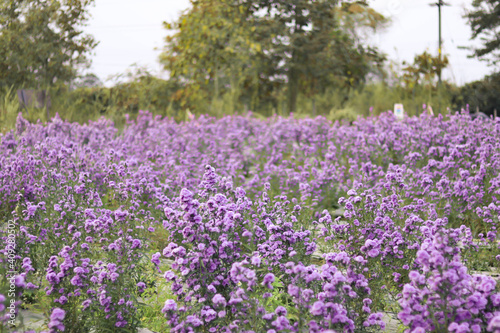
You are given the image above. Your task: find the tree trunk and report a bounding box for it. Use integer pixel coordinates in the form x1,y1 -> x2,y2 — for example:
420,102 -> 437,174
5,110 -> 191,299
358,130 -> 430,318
230,63 -> 238,114
288,12 -> 300,114
215,70 -> 220,101
288,67 -> 298,113
212,66 -> 220,115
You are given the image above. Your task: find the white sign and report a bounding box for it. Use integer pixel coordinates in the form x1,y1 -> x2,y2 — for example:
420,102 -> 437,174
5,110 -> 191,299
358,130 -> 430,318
394,103 -> 404,120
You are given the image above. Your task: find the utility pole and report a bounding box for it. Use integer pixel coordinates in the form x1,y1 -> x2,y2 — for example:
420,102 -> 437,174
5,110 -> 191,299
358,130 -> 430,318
430,0 -> 450,85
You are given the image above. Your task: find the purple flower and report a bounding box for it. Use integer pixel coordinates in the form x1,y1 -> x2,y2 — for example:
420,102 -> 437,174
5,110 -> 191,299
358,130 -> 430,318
14,275 -> 25,287
449,322 -> 471,333
251,255 -> 261,266
48,308 -> 65,331
0,294 -> 5,312
70,276 -> 82,287
131,239 -> 142,249
151,252 -> 161,266
212,294 -> 227,308
310,301 -> 325,316
488,315 -> 500,332
262,273 -> 275,289
137,282 -> 146,293
275,306 -> 287,316
477,276 -> 496,293
82,299 -> 92,310
162,299 -> 177,313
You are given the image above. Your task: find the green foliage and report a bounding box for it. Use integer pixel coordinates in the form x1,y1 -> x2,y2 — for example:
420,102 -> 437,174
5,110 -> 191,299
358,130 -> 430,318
401,51 -> 449,88
0,86 -> 20,132
139,274 -> 173,333
45,72 -> 183,128
451,71 -> 500,116
160,0 -> 259,113
464,0 -> 500,65
71,73 -> 103,89
348,82 -> 457,117
0,46 -> 460,130
0,85 -> 53,132
0,78 -> 460,133
0,0 -> 97,90
293,81 -> 456,121
161,0 -> 387,114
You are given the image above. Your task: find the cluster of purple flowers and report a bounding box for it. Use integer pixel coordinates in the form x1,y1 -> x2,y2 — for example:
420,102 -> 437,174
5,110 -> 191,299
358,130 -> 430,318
399,228 -> 500,332
158,166 -> 384,331
48,308 -> 65,332
0,110 -> 499,331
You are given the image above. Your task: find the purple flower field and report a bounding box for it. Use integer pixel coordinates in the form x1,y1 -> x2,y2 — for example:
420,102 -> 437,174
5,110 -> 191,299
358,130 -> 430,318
1,110 -> 500,332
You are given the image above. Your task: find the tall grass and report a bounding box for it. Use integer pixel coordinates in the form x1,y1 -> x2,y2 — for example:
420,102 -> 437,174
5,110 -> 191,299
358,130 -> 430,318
0,87 -> 21,132
294,83 -> 455,121
0,80 -> 458,131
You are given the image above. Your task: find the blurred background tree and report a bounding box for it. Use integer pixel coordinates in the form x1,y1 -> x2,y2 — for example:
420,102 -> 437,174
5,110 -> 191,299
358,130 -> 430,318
401,51 -> 449,89
2,0 -> 500,129
160,0 -> 265,115
464,0 -> 500,66
160,0 -> 387,115
450,0 -> 500,116
0,0 -> 97,90
71,73 -> 103,89
452,71 -> 500,115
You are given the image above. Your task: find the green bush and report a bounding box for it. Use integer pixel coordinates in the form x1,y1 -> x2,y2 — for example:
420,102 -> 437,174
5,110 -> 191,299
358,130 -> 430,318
451,72 -> 500,116
0,76 -> 464,132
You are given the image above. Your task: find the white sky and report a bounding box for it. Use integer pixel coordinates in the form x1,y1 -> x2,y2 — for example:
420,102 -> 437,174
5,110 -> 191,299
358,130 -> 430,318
82,0 -> 494,86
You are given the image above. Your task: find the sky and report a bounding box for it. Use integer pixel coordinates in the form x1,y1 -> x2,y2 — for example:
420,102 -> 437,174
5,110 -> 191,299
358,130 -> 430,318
82,0 -> 494,86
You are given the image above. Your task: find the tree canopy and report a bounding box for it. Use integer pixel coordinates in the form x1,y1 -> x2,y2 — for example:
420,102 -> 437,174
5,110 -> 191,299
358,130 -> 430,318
465,0 -> 500,65
160,0 -> 387,113
159,0 -> 260,111
401,51 -> 449,89
0,0 -> 97,90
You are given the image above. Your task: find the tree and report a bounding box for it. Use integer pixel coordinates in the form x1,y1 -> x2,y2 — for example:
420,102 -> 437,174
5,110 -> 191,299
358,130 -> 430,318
160,0 -> 262,112
464,0 -> 500,65
71,73 -> 103,89
401,51 -> 449,89
452,71 -> 500,116
288,2 -> 387,114
161,0 -> 387,114
0,0 -> 98,89
239,0 -> 387,112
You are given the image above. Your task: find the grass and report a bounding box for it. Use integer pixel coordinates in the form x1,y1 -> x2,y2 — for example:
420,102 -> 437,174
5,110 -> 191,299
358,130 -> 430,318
140,259 -> 174,332
0,86 -> 21,132
0,80 -> 458,135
